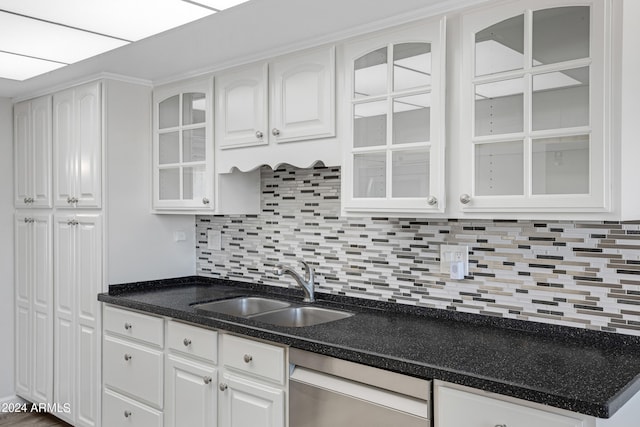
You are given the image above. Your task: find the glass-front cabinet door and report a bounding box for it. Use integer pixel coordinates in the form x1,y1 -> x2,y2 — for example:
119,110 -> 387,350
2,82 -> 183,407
153,78 -> 213,210
460,0 -> 609,213
342,18 -> 446,215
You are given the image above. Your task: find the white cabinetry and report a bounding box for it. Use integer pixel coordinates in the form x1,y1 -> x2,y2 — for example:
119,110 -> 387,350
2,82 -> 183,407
215,45 -> 338,172
341,18 -> 446,215
53,81 -> 102,209
14,96 -> 52,209
457,0 -> 609,214
219,334 -> 286,427
54,213 -> 102,427
14,214 -> 53,405
165,320 -> 218,427
102,306 -> 164,427
153,77 -> 260,214
434,381 -> 640,427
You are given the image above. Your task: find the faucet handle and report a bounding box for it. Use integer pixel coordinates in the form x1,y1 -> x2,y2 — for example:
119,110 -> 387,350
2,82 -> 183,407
299,260 -> 314,283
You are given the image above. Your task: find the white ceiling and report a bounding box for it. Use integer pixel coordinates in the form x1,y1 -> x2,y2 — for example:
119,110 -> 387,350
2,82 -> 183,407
0,0 -> 492,100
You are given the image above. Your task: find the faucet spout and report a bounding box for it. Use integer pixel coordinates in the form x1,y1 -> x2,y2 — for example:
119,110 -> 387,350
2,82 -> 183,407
273,260 -> 315,302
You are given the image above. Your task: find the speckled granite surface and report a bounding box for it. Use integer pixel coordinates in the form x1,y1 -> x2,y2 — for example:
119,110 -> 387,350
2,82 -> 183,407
98,276 -> 640,419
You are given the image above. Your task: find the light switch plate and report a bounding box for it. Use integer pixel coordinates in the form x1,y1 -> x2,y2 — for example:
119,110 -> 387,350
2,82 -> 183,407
207,230 -> 222,251
440,244 -> 469,277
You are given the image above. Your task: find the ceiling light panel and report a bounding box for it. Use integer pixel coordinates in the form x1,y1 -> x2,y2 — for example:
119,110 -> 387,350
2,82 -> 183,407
0,51 -> 66,81
0,0 -> 217,41
0,12 -> 128,63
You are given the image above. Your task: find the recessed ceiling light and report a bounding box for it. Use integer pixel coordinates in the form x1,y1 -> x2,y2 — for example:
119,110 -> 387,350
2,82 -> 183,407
0,51 -> 66,81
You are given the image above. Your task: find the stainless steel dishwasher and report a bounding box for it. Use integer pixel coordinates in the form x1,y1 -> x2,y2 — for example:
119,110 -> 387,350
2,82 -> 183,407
289,348 -> 431,426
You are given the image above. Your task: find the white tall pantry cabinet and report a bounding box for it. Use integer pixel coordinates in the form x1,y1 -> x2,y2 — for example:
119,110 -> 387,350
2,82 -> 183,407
14,78 -> 184,427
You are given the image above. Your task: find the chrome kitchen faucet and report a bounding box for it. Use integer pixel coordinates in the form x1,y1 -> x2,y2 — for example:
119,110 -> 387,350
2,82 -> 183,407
273,260 -> 315,302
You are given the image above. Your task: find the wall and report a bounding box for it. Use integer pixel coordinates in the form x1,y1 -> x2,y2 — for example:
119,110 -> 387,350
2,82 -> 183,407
0,98 -> 15,401
197,164 -> 640,336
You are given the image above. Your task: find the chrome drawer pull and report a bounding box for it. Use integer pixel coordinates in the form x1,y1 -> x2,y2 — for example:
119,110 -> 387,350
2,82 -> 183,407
124,410 -> 132,418
124,354 -> 132,361
183,338 -> 192,347
495,424 -> 507,427
243,354 -> 253,363
124,322 -> 132,330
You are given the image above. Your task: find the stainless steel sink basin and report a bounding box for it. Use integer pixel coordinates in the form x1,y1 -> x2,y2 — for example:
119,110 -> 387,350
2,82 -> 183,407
251,306 -> 354,327
195,297 -> 291,317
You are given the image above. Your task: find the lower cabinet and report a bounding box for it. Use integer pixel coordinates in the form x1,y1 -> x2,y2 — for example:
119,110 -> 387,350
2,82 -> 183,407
219,373 -> 285,427
435,382 -> 586,427
102,306 -> 286,427
219,334 -> 286,427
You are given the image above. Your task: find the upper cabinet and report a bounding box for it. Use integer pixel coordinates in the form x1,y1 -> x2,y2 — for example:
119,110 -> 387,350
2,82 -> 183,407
341,19 -> 446,215
153,78 -> 214,211
14,96 -> 52,209
153,77 -> 260,214
215,45 -> 338,172
458,0 -> 609,213
53,81 -> 102,209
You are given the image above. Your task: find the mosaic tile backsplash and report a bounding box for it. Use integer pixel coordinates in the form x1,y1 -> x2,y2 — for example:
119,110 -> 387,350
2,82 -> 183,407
197,165 -> 640,336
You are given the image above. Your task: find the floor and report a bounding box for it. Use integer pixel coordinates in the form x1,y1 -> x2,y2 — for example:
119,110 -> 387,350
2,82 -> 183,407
0,412 -> 72,426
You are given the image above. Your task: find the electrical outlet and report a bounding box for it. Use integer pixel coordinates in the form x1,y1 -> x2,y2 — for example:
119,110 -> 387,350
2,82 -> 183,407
207,230 -> 222,251
440,244 -> 469,277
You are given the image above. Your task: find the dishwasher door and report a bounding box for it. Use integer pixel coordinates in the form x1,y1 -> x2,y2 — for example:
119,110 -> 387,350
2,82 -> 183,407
289,351 -> 431,427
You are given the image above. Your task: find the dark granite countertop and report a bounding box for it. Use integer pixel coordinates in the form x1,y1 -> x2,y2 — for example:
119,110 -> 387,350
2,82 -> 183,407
98,276 -> 640,419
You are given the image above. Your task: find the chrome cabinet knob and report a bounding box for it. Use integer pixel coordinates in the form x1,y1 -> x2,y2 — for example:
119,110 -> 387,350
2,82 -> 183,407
460,193 -> 471,204
427,196 -> 438,206
202,197 -> 210,205
183,338 -> 192,347
67,196 -> 78,204
271,128 -> 280,136
243,354 -> 253,363
495,425 -> 507,427
124,322 -> 132,330
203,376 -> 212,385
219,383 -> 228,391
124,354 -> 132,361
255,130 -> 264,139
124,410 -> 132,418
24,197 -> 34,204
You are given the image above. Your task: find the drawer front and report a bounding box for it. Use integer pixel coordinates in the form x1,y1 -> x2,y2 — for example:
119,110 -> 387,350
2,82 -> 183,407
436,386 -> 585,427
103,389 -> 162,427
221,334 -> 285,385
104,305 -> 164,348
167,320 -> 217,363
103,335 -> 164,409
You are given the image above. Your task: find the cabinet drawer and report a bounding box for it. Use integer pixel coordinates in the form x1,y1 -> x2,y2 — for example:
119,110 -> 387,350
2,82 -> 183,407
104,305 -> 164,348
221,334 -> 285,385
436,386 -> 585,427
103,335 -> 164,409
103,389 -> 162,427
167,320 -> 217,363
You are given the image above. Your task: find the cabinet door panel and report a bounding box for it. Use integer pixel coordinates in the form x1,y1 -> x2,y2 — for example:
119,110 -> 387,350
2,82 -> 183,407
15,217 -> 31,304
75,83 -> 102,208
33,310 -> 52,403
55,316 -> 75,425
53,90 -> 76,208
219,373 -> 284,427
270,46 -> 335,143
31,96 -> 52,207
77,324 -> 98,427
14,101 -> 31,208
15,304 -> 30,398
54,217 -> 75,316
216,64 -> 268,149
165,355 -> 217,427
76,216 -> 102,321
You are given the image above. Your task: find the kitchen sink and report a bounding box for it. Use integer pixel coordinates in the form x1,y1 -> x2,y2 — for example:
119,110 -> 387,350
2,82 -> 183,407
195,297 -> 291,317
194,296 -> 354,327
251,306 -> 354,327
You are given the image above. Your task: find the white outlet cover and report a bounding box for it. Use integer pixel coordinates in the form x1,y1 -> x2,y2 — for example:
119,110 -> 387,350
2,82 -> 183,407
440,244 -> 469,276
207,229 -> 222,251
